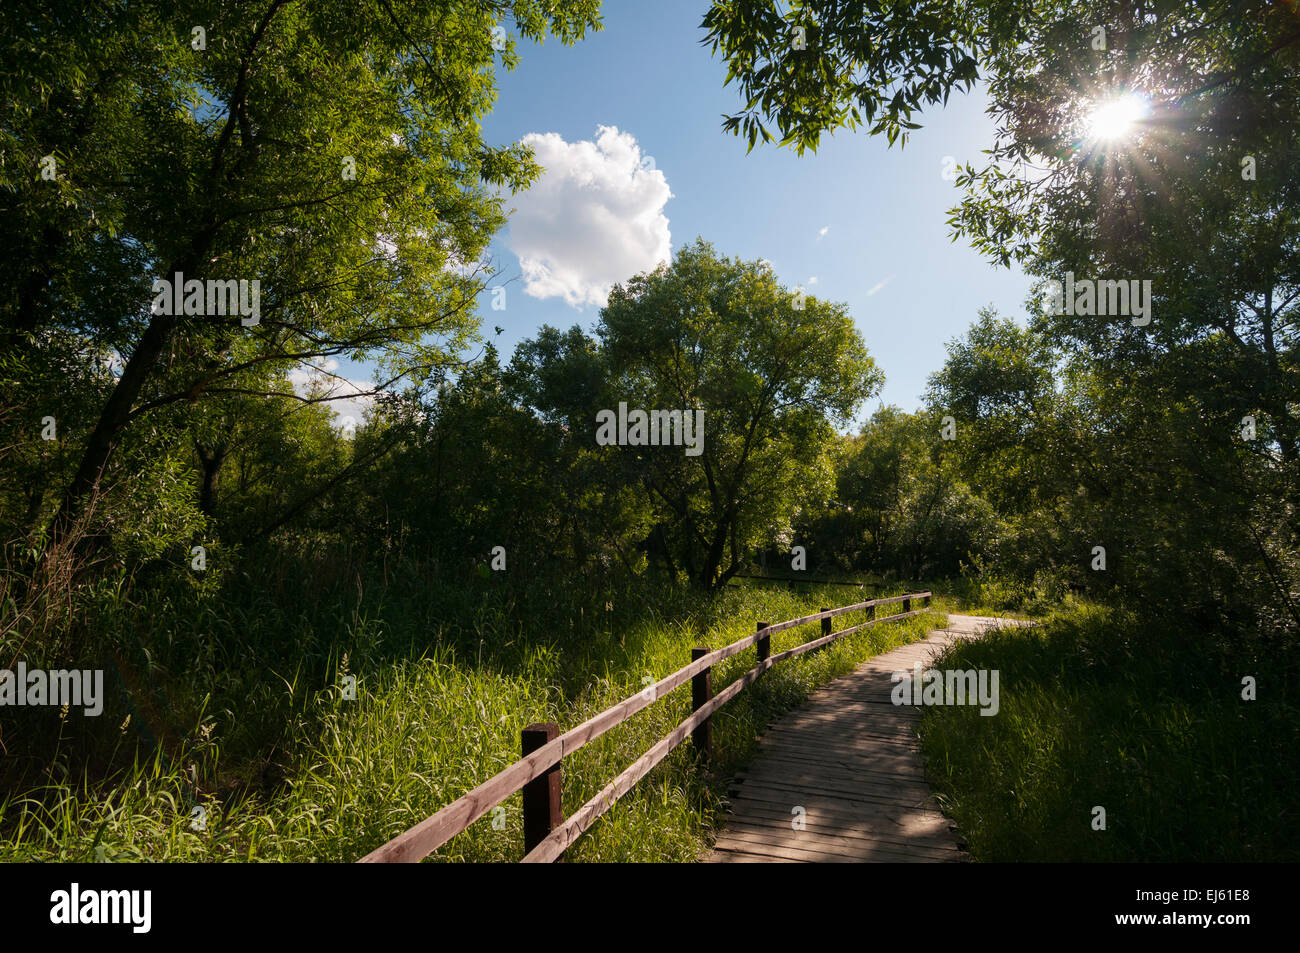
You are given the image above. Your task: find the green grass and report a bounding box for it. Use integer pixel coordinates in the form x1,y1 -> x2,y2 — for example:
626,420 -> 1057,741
917,602 -> 1300,861
0,543 -> 943,862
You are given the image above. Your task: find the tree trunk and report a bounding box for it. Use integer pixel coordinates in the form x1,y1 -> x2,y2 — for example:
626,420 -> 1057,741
699,508 -> 735,589
196,441 -> 228,517
46,228 -> 216,554
46,310 -> 179,551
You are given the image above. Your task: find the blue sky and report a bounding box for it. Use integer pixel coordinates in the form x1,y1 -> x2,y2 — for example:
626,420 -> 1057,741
336,1 -> 1034,424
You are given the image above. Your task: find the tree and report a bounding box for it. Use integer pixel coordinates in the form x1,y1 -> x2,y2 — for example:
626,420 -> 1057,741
0,0 -> 601,559
596,239 -> 882,588
807,408 -> 993,581
924,308 -> 1061,515
701,0 -> 981,153
349,344 -> 652,576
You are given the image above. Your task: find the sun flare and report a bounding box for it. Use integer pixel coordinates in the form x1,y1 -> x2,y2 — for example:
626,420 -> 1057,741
1085,93 -> 1150,141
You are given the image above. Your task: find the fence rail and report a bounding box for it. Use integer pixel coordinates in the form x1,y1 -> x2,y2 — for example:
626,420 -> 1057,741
357,590 -> 933,863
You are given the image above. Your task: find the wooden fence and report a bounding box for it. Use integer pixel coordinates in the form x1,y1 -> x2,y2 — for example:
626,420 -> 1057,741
357,590 -> 933,863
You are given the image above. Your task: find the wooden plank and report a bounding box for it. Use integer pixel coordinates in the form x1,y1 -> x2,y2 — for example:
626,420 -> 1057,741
763,714 -> 922,734
743,746 -> 928,775
734,765 -> 933,796
757,733 -> 921,752
762,599 -> 930,636
719,811 -> 957,848
708,845 -> 812,863
758,727 -> 921,749
715,825 -> 961,862
717,805 -> 960,849
740,765 -> 927,790
722,816 -> 956,852
724,780 -> 937,807
756,726 -> 924,748
722,795 -> 958,840
712,831 -> 917,864
727,778 -> 939,812
736,748 -> 932,779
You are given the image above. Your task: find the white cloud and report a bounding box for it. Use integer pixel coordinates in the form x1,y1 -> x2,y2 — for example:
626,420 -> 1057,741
818,226 -> 829,239
808,276 -> 819,285
866,275 -> 894,297
505,125 -> 672,308
287,358 -> 375,433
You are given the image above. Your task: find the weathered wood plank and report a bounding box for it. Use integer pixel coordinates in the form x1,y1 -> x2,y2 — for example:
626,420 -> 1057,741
721,797 -> 959,843
719,816 -> 964,854
734,767 -> 934,797
739,751 -> 928,779
717,805 -> 960,849
708,845 -> 813,863
714,826 -> 962,863
729,779 -> 940,812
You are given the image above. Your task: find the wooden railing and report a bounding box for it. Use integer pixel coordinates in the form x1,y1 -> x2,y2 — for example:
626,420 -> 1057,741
357,590 -> 933,863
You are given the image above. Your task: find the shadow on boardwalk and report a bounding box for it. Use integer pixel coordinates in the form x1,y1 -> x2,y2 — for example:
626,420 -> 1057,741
704,615 -> 1025,863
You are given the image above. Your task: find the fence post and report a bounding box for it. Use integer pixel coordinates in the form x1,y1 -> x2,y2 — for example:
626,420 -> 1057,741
756,621 -> 770,665
691,647 -> 712,763
903,597 -> 911,613
522,723 -> 562,857
924,592 -> 931,607
821,608 -> 832,639
867,602 -> 876,622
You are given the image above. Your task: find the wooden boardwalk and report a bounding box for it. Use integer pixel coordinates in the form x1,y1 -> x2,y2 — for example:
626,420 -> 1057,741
705,615 -> 1019,863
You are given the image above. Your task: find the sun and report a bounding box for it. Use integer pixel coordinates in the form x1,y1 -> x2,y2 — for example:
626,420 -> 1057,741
1084,93 -> 1150,141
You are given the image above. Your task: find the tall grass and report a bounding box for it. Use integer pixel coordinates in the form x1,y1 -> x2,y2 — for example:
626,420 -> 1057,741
0,541 -> 942,861
918,603 -> 1300,861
